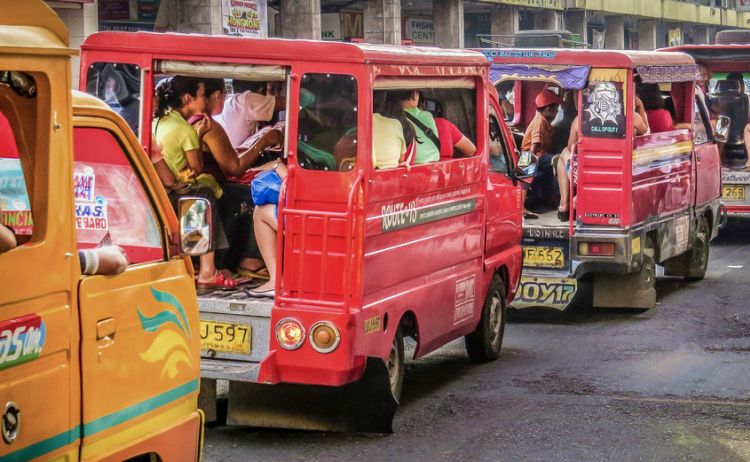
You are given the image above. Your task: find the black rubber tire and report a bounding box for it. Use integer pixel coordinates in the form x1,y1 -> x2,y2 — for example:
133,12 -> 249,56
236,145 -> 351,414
641,236 -> 657,291
465,275 -> 506,363
663,215 -> 711,281
386,328 -> 405,403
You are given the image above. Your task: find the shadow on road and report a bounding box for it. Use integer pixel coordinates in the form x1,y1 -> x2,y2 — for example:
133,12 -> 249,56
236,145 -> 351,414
715,218 -> 750,245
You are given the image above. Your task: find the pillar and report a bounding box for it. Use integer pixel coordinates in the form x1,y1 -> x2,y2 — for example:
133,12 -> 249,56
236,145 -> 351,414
565,10 -> 587,45
490,5 -> 518,47
433,0 -> 464,48
52,2 -> 98,86
604,15 -> 625,49
535,9 -> 559,31
364,0 -> 402,44
281,0 -> 321,40
638,19 -> 657,51
154,0 -> 223,35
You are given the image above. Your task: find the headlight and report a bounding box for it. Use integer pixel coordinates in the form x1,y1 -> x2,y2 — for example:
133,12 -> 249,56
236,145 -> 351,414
275,318 -> 305,350
309,321 -> 340,353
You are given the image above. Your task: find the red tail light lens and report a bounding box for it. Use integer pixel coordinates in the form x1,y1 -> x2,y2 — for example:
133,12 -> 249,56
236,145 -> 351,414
578,242 -> 616,256
276,318 -> 305,350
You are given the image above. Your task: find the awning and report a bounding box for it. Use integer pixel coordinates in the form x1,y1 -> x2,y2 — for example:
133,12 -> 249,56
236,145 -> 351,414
635,65 -> 700,83
154,60 -> 287,81
489,64 -> 590,90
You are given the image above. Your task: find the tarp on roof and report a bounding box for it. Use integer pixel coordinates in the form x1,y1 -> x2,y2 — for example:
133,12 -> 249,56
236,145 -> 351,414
635,65 -> 700,83
489,64 -> 590,90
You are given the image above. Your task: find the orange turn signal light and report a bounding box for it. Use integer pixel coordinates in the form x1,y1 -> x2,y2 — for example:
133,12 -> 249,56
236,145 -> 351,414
309,322 -> 340,354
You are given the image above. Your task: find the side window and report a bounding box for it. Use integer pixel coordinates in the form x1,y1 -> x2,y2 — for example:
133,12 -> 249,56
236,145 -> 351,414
297,73 -> 357,171
73,127 -> 163,264
489,110 -> 511,175
0,111 -> 33,242
86,62 -> 142,136
693,98 -> 711,145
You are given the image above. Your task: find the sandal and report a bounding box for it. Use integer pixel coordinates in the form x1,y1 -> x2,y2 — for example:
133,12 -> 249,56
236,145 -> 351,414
557,209 -> 570,222
523,210 -> 539,219
196,272 -> 238,291
237,266 -> 270,280
245,287 -> 275,299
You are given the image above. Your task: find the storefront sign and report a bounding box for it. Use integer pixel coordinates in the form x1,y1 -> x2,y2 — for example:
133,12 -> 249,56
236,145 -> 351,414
322,13 -> 341,41
739,0 -> 750,12
668,27 -> 682,47
341,11 -> 363,40
98,0 -> 130,21
488,0 -> 563,10
222,0 -> 267,38
404,17 -> 434,45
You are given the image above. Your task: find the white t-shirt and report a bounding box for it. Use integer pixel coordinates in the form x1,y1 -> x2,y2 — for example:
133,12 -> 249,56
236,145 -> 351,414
214,91 -> 275,147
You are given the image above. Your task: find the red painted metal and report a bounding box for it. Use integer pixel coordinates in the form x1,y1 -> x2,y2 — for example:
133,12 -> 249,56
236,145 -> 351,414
79,32 -> 523,388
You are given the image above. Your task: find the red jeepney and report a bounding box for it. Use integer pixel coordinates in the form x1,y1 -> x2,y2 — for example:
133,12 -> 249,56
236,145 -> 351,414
79,33 -> 524,431
662,43 -> 750,217
482,48 -> 721,310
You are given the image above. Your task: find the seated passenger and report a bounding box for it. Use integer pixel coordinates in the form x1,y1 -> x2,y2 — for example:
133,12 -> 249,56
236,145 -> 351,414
372,91 -> 414,168
522,89 -> 561,215
152,75 -> 236,290
550,90 -> 577,155
214,80 -> 285,148
638,83 -> 690,133
431,100 -> 476,158
496,80 -> 515,121
395,90 -> 440,164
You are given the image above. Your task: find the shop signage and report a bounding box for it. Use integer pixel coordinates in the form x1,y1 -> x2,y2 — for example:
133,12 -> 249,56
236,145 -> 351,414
322,13 -> 341,40
486,0 -> 563,10
739,0 -> 750,12
404,17 -> 434,44
222,0 -> 267,38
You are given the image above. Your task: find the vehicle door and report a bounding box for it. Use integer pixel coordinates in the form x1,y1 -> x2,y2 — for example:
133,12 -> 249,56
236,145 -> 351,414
692,94 -> 721,206
72,115 -> 200,459
0,72 -> 79,459
485,103 -> 523,263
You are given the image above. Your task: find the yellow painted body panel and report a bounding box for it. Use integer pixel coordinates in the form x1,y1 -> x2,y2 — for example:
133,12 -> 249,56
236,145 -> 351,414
0,2 -> 200,461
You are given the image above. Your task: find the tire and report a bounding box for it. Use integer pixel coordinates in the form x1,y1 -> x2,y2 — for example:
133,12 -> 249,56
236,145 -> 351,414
465,275 -> 506,363
641,235 -> 657,290
663,215 -> 710,281
386,328 -> 405,403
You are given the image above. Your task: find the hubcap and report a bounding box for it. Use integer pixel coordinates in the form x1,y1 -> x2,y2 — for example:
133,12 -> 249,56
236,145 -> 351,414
387,338 -> 400,394
489,292 -> 502,348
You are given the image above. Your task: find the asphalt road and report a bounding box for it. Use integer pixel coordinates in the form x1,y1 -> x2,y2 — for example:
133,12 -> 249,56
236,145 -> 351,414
204,220 -> 750,462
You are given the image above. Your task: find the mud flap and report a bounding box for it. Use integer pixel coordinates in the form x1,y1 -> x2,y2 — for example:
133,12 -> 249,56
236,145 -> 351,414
226,357 -> 398,433
593,272 -> 656,309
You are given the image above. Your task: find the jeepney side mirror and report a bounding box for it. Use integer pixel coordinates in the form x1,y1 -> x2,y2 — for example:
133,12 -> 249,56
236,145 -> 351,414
178,197 -> 213,256
715,115 -> 731,144
512,150 -> 536,189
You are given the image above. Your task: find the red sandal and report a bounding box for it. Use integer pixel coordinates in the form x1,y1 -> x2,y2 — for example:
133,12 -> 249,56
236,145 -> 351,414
196,272 -> 238,291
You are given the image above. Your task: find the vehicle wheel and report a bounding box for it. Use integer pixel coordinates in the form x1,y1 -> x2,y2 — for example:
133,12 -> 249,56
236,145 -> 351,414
465,275 -> 506,363
386,328 -> 405,403
663,215 -> 710,281
641,236 -> 657,289
685,215 -> 711,281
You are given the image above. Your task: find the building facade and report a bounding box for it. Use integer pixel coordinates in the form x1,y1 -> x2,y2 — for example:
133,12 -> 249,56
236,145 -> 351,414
47,0 -> 750,82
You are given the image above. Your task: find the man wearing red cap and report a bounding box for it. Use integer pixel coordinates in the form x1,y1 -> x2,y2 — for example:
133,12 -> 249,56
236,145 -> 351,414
520,89 -> 561,218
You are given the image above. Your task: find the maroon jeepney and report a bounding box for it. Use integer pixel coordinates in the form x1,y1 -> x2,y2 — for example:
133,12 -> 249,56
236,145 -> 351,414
482,48 -> 721,310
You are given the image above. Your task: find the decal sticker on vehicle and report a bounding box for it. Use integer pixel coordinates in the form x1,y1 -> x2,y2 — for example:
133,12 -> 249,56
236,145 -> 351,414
74,168 -> 109,231
364,315 -> 382,334
722,171 -> 750,184
0,314 -> 46,370
454,275 -> 476,325
512,276 -> 577,311
0,158 -> 33,235
381,197 -> 476,233
74,171 -> 96,201
582,81 -> 626,139
138,287 -> 194,379
632,236 -> 641,255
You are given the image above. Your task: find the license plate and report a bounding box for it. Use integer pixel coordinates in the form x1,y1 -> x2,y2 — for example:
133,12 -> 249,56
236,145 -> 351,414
523,246 -> 565,268
722,185 -> 746,201
200,320 -> 251,355
512,276 -> 577,310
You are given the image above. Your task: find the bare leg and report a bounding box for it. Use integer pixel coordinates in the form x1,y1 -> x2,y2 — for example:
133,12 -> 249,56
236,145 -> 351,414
253,204 -> 278,292
744,123 -> 750,167
557,149 -> 571,212
197,252 -> 217,283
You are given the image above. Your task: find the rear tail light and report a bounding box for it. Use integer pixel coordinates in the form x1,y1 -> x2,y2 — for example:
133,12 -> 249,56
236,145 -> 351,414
309,322 -> 340,353
578,242 -> 616,257
276,318 -> 305,350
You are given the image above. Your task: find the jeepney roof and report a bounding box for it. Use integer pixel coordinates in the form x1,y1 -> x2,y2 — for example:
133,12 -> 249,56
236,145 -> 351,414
0,0 -> 74,55
480,48 -> 695,68
81,32 -> 487,67
661,45 -> 750,68
72,90 -> 111,112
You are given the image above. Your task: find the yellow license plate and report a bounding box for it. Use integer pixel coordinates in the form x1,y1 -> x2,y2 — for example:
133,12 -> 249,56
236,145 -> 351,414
523,246 -> 565,268
200,320 -> 251,355
722,185 -> 746,201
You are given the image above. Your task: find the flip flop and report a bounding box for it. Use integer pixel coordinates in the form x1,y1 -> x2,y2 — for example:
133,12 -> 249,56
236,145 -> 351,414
523,210 -> 539,219
245,287 -> 275,299
237,266 -> 270,280
196,272 -> 238,291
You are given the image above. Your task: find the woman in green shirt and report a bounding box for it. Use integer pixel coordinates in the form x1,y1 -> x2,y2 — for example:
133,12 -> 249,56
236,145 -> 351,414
153,76 -> 237,290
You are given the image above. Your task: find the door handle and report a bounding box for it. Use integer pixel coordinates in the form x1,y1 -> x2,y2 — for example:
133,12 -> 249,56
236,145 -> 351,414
96,317 -> 116,344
